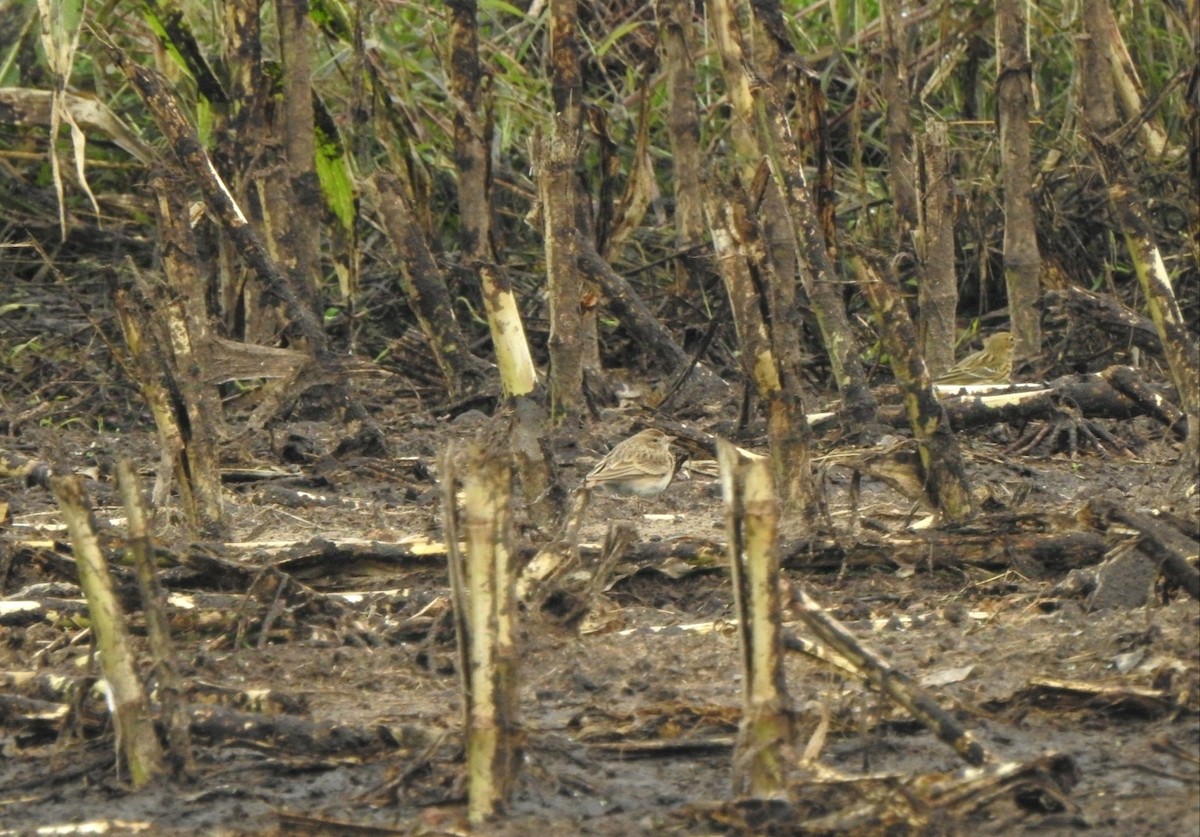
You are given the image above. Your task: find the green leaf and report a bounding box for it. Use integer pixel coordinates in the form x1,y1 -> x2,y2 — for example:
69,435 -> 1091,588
141,10 -> 195,83
479,0 -> 531,20
594,20 -> 645,60
314,96 -> 356,231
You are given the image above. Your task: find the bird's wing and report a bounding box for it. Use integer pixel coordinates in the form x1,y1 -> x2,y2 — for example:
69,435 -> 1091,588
585,459 -> 661,483
936,367 -> 998,385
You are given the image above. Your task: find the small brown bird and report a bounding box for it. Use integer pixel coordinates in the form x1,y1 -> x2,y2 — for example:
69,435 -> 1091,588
584,428 -> 677,497
936,332 -> 1014,386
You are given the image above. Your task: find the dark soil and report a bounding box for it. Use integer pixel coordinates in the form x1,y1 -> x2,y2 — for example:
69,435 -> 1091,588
1,361 -> 1198,836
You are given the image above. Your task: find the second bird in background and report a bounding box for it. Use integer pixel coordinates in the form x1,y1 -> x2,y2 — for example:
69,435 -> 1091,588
584,428 -> 678,498
936,332 -> 1014,386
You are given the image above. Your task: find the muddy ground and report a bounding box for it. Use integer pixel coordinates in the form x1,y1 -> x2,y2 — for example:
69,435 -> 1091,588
0,365 -> 1197,836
